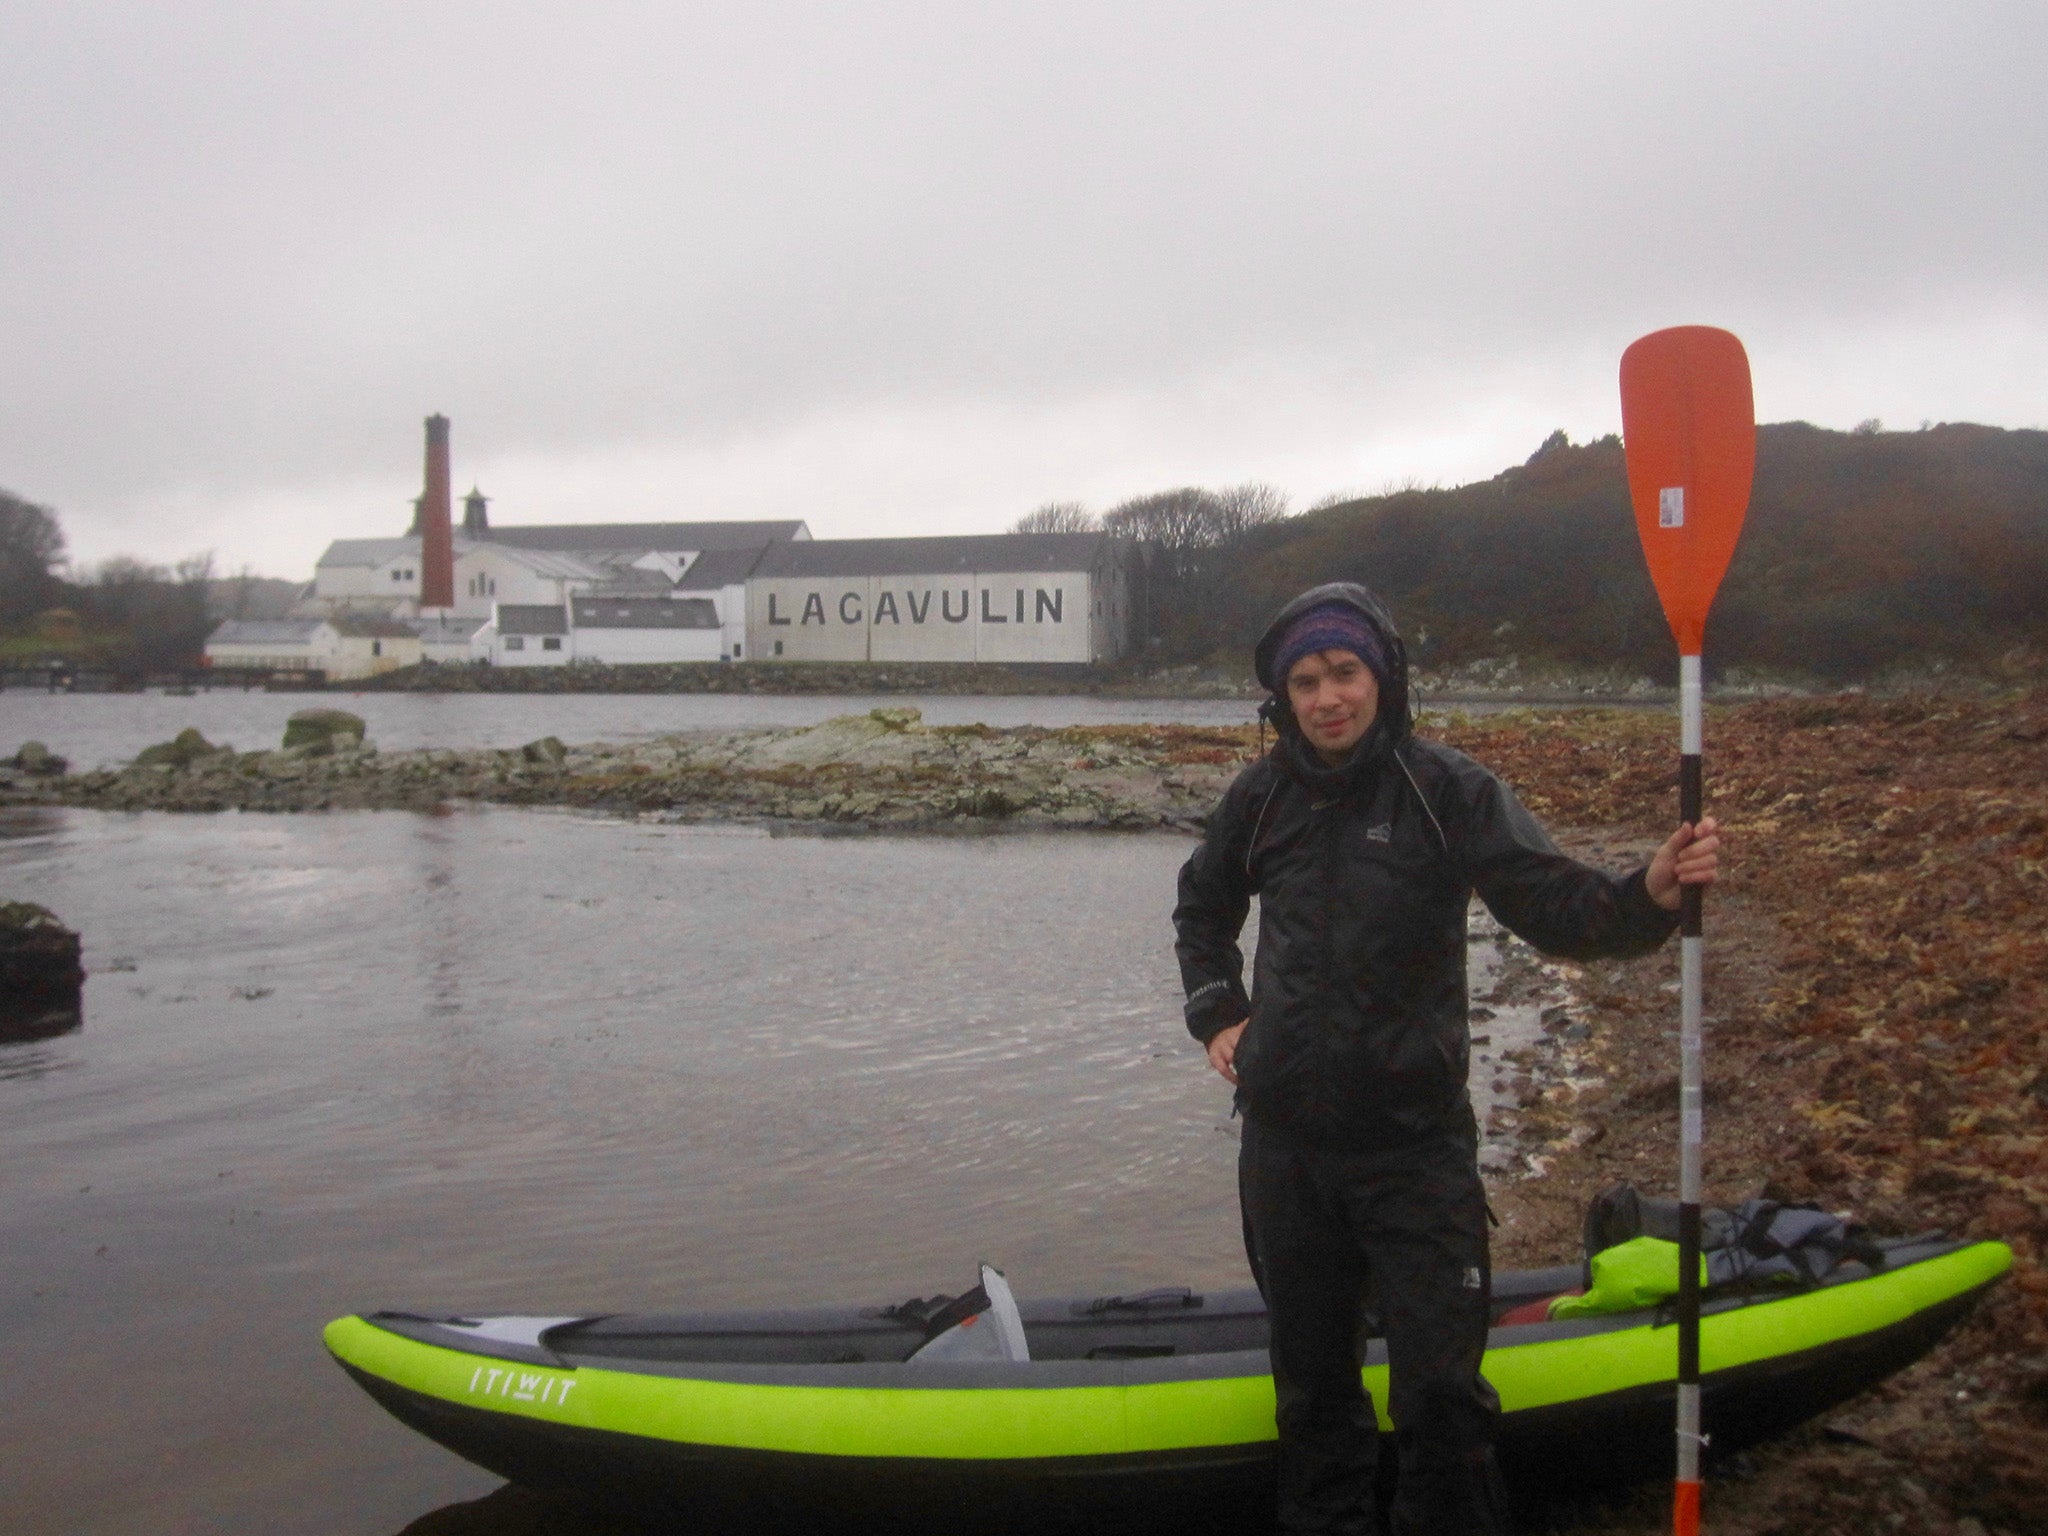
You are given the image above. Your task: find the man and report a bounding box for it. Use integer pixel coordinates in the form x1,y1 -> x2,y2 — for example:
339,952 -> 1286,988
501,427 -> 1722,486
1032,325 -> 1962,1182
1174,583 -> 1720,1535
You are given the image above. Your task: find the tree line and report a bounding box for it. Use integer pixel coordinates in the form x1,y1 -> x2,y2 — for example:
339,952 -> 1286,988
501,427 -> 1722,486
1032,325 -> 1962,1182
0,490 -> 221,678
1011,482 -> 1294,659
1016,422 -> 2048,684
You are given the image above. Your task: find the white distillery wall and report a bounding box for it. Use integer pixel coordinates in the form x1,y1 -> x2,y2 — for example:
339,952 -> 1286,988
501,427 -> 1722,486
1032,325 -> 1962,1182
492,634 -> 569,666
316,554 -> 420,605
453,548 -> 584,619
747,573 -> 1095,663
572,628 -> 723,665
718,584 -> 748,660
750,577 -> 871,661
206,640 -> 331,672
327,638 -> 421,681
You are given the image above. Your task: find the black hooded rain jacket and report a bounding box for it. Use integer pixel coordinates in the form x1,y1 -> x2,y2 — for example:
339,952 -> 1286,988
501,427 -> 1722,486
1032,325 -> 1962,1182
1174,583 -> 1676,1151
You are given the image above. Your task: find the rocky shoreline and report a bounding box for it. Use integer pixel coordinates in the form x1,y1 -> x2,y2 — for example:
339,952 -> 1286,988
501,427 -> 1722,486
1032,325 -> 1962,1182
1,708 -> 1252,830
199,651 -> 2030,703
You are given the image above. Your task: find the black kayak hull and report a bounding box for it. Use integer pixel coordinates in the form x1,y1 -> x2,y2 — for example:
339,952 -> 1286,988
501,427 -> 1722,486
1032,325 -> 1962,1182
328,1238 -> 2008,1529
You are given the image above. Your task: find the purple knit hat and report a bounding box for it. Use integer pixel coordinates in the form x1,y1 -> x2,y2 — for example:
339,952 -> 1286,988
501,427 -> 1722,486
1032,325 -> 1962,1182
1270,601 -> 1390,689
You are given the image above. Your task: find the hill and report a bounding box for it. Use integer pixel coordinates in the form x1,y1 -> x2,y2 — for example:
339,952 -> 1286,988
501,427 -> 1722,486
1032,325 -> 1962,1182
1215,423 -> 2048,685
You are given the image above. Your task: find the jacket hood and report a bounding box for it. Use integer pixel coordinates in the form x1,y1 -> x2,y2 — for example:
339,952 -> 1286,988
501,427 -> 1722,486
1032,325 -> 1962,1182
1253,581 -> 1412,744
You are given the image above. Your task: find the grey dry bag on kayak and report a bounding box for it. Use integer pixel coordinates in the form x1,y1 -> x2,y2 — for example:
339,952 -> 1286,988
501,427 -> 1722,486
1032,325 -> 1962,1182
1581,1184 -> 1886,1292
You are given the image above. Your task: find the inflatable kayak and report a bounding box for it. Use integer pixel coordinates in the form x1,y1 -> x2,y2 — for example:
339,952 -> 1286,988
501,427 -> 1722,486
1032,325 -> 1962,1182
327,1235 -> 2008,1527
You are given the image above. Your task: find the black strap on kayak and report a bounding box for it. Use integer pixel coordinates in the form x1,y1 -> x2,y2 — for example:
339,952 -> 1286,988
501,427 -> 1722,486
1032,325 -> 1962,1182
877,1285 -> 995,1341
873,1294 -> 954,1331
1073,1286 -> 1202,1317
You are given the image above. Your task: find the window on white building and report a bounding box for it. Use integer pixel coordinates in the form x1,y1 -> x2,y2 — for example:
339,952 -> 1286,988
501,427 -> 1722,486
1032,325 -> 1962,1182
505,637 -> 525,651
542,637 -> 562,651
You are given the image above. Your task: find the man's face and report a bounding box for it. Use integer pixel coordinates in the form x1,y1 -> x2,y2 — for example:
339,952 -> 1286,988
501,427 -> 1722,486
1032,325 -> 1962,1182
1286,648 -> 1380,763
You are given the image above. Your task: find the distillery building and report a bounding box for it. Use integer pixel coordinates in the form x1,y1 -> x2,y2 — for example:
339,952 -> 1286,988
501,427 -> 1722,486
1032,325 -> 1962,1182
219,417 -> 1142,675
746,533 -> 1138,665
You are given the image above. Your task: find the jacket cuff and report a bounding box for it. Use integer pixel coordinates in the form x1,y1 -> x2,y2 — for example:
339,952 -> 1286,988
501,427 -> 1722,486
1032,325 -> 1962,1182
1624,866 -> 1681,936
1184,980 -> 1250,1044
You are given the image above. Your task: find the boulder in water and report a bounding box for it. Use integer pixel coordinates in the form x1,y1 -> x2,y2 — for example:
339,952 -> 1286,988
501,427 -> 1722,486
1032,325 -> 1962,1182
133,727 -> 230,769
9,741 -> 67,776
282,709 -> 367,754
0,901 -> 84,1041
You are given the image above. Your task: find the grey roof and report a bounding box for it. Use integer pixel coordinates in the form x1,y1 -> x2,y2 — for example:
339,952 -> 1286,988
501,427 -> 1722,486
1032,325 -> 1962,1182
496,604 -> 569,636
331,615 -> 421,639
584,566 -> 678,595
671,547 -> 770,589
571,596 -> 720,630
409,615 -> 488,641
207,619 -> 326,646
752,532 -> 1115,579
479,520 -> 809,553
316,537 -> 419,569
505,547 -> 610,580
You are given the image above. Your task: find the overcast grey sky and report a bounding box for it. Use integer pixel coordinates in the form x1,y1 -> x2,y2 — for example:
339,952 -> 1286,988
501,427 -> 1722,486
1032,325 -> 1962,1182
3,3 -> 2043,577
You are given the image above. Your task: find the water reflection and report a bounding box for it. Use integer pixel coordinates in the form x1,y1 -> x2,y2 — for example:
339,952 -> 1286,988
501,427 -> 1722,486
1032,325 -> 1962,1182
0,1041 -> 75,1079
394,1481 -> 1280,1535
0,805 -> 1549,1535
0,1009 -> 80,1047
396,1485 -> 619,1535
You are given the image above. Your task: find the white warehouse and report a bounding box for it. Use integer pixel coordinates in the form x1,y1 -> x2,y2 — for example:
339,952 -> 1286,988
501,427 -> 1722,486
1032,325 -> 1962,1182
746,533 -> 1137,665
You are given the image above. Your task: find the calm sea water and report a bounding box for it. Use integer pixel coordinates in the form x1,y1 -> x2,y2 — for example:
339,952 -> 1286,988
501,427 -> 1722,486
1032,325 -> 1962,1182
0,690 -> 1261,770
0,806 -> 1550,1536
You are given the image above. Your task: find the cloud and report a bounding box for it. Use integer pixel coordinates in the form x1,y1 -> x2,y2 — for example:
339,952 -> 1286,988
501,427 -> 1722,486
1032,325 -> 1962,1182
4,3 -> 2043,572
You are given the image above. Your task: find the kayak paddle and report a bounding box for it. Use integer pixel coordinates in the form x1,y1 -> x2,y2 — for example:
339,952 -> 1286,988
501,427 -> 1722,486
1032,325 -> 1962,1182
1619,324 -> 1755,1536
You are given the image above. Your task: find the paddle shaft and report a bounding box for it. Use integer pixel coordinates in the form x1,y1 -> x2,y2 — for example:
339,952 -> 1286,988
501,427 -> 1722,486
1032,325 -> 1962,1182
1676,654 -> 1705,1527
1620,322 -> 1752,1536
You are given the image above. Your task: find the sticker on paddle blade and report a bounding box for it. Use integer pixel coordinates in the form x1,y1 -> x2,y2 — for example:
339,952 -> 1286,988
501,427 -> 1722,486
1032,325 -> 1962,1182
1619,327 -> 1756,656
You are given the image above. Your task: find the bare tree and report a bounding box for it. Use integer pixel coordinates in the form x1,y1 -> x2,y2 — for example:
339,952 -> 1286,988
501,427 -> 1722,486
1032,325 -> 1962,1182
1011,501 -> 1100,534
1102,488 -> 1220,583
1212,482 -> 1291,540
1100,485 -> 1295,654
0,489 -> 66,627
175,550 -> 216,590
76,552 -> 217,675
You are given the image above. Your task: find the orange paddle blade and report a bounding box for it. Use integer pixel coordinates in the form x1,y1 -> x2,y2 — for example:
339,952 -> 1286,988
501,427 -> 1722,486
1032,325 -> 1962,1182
1619,326 -> 1756,656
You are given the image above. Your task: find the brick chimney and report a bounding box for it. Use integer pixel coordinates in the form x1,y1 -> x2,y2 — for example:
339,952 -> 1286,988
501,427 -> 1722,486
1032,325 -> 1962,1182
418,414 -> 455,611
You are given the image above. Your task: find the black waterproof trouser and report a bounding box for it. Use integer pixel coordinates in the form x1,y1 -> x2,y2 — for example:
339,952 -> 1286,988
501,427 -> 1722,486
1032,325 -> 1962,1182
1239,1114 -> 1513,1536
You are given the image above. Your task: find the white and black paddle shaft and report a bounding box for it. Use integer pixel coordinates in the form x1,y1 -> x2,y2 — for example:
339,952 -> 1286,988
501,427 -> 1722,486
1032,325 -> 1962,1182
1619,325 -> 1755,1536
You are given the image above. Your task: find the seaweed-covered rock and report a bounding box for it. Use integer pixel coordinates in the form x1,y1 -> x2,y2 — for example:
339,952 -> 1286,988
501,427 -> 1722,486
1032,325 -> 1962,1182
521,735 -> 568,765
0,901 -> 84,1041
132,727 -> 229,769
282,709 -> 367,753
9,741 -> 67,776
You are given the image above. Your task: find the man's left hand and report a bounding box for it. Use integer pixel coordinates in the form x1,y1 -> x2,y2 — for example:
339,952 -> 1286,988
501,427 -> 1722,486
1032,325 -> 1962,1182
1647,817 -> 1721,911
